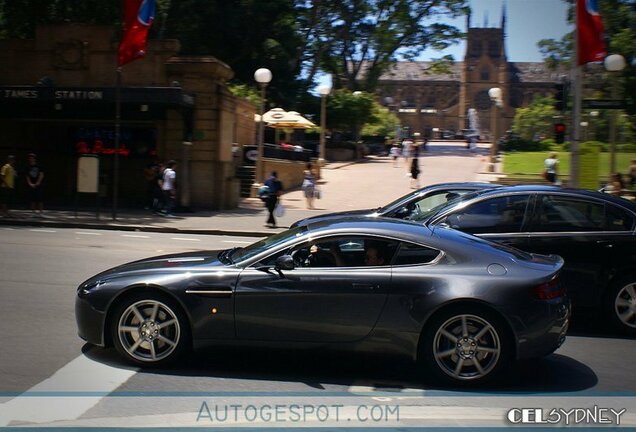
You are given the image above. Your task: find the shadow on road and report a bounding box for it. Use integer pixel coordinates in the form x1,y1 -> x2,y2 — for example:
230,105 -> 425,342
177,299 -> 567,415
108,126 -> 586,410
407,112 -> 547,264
85,344 -> 597,394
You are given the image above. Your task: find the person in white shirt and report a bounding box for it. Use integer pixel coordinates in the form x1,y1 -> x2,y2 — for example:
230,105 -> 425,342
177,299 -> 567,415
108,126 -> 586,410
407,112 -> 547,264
161,160 -> 177,217
543,153 -> 558,184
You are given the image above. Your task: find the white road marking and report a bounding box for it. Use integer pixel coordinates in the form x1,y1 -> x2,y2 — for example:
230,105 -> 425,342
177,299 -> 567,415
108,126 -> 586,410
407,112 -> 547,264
29,229 -> 56,233
222,240 -> 253,244
75,231 -> 102,236
171,237 -> 200,242
121,234 -> 150,239
0,353 -> 137,426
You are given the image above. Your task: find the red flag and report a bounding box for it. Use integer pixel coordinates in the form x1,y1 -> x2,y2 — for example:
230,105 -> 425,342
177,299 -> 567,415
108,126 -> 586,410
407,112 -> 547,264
118,0 -> 156,66
577,0 -> 607,65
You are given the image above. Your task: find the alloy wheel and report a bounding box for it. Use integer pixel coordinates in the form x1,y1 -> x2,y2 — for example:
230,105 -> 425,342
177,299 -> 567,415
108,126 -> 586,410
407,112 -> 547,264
614,283 -> 636,329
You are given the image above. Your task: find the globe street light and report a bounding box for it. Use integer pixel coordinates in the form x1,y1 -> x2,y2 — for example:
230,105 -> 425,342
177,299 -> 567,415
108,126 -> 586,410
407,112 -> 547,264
318,84 -> 331,166
604,54 -> 626,174
253,68 -> 272,191
488,87 -> 503,172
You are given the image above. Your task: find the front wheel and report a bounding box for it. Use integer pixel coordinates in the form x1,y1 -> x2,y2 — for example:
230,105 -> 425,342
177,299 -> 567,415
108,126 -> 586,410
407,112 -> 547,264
110,292 -> 189,366
420,307 -> 511,386
606,275 -> 636,335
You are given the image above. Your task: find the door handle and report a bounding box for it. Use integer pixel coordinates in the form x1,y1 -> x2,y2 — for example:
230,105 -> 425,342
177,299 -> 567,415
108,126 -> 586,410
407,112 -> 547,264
596,240 -> 614,248
352,283 -> 380,291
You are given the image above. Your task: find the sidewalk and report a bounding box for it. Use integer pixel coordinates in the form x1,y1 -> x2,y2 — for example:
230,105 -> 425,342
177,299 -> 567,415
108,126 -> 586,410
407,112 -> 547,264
0,141 -> 500,237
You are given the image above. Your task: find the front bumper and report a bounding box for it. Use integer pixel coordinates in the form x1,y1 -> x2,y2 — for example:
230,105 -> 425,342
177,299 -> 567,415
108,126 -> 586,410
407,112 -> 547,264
75,294 -> 106,346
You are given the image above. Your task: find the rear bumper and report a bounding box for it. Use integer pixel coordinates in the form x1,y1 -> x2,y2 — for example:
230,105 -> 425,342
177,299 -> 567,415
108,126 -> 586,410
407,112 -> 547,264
75,294 -> 106,346
516,298 -> 570,360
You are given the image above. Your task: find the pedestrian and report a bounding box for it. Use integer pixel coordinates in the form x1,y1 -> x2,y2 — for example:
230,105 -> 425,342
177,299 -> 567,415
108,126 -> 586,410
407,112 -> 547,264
0,155 -> 17,217
410,150 -> 421,189
301,162 -> 317,209
609,172 -> 625,196
402,138 -> 413,173
543,152 -> 559,184
389,144 -> 401,167
161,160 -> 177,217
152,162 -> 165,214
143,162 -> 159,210
628,159 -> 636,188
263,171 -> 283,227
26,153 -> 44,215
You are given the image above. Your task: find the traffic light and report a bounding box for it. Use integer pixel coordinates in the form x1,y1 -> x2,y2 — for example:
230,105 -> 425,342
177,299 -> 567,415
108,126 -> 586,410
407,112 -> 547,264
554,83 -> 566,112
554,122 -> 566,144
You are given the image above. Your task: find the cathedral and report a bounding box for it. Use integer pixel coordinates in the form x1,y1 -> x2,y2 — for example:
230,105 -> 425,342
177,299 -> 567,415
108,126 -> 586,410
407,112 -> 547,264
377,8 -> 563,140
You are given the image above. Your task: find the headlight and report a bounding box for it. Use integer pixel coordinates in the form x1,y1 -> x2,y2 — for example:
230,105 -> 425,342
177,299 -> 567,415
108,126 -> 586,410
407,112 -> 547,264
78,280 -> 103,297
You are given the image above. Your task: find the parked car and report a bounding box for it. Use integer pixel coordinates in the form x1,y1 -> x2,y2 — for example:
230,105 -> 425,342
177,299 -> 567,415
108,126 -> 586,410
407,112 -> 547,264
291,182 -> 498,228
410,185 -> 636,334
76,218 -> 568,385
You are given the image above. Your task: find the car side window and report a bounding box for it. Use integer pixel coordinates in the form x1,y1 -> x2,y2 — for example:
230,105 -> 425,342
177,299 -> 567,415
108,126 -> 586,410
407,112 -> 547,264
440,195 -> 530,234
533,195 -> 605,232
605,204 -> 635,231
394,242 -> 441,265
289,236 -> 398,268
406,189 -> 470,220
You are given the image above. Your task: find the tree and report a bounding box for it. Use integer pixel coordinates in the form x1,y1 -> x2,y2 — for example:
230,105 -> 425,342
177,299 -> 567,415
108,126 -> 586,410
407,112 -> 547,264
326,90 -> 376,139
362,103 -> 400,138
512,95 -> 557,141
297,0 -> 468,92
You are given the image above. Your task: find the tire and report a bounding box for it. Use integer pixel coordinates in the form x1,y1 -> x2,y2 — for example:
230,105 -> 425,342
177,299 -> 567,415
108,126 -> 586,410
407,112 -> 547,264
605,274 -> 636,335
419,306 -> 511,386
110,292 -> 190,366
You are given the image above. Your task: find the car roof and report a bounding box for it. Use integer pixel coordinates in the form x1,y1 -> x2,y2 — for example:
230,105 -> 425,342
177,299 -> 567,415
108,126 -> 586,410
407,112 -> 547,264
306,216 -> 433,242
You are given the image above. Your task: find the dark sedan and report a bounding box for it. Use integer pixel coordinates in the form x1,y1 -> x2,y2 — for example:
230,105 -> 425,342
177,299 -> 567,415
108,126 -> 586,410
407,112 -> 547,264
290,182 -> 497,228
76,218 -> 569,385
410,185 -> 636,334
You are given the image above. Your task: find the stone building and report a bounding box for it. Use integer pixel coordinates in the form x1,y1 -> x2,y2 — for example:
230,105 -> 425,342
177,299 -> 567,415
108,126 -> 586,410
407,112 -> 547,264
0,24 -> 255,210
377,9 -> 563,139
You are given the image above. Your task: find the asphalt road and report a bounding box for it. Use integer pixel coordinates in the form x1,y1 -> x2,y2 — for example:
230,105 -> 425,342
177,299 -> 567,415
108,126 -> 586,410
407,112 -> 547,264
1,227 -> 635,427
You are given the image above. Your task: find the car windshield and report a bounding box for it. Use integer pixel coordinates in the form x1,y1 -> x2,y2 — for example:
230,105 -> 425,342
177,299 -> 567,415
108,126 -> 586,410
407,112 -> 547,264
410,191 -> 480,222
378,189 -> 422,213
231,226 -> 308,263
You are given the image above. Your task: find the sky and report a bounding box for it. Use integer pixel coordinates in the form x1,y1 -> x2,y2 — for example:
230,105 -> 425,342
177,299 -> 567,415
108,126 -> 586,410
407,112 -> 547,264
418,0 -> 572,62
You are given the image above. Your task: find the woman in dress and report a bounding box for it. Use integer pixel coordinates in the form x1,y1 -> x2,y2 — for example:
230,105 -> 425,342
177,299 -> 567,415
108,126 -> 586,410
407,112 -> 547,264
302,163 -> 317,209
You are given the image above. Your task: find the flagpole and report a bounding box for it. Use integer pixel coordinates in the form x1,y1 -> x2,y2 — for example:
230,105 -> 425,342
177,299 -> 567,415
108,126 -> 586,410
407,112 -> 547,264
113,66 -> 122,220
570,0 -> 582,188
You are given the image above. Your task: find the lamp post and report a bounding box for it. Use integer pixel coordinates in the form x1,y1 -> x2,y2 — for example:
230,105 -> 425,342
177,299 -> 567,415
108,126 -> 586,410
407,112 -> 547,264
318,84 -> 331,167
604,54 -> 626,174
253,68 -> 272,191
488,87 -> 503,172
589,110 -> 599,141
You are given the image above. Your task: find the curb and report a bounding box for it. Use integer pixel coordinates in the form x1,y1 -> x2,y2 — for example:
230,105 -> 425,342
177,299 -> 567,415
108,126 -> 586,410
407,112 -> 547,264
0,218 -> 277,238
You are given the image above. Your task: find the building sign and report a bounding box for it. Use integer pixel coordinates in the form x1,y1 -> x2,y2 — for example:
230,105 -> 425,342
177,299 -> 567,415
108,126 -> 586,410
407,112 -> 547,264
73,127 -> 157,158
1,88 -> 103,100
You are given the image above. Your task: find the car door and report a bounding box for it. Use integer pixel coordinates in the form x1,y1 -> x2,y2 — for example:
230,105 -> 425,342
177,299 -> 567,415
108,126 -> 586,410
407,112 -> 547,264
433,193 -> 534,251
234,235 -> 397,343
524,194 -> 635,308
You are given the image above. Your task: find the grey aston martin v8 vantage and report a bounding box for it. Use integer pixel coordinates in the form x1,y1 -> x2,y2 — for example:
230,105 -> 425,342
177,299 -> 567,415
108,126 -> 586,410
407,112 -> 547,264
76,217 -> 569,385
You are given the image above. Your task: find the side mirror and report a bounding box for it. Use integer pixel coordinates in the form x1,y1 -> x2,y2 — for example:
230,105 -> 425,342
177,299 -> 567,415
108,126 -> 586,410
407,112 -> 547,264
275,255 -> 295,271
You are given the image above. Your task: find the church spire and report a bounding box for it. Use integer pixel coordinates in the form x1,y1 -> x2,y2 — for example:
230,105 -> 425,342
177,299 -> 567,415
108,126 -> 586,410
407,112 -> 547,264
501,1 -> 507,34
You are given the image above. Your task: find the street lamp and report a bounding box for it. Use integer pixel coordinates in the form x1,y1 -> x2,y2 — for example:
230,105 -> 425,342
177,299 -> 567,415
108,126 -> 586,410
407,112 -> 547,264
253,68 -> 272,191
589,111 -> 599,141
488,87 -> 503,172
318,84 -> 331,167
604,54 -> 626,174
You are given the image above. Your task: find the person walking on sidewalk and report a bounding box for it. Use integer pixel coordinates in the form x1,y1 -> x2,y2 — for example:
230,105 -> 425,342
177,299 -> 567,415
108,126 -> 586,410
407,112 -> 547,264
161,160 -> 177,217
301,162 -> 317,209
410,147 -> 421,189
0,155 -> 16,217
26,153 -> 44,215
264,171 -> 283,227
543,152 -> 559,184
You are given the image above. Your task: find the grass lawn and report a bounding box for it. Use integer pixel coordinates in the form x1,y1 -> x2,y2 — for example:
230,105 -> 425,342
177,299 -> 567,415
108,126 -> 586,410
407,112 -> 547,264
503,151 -> 636,178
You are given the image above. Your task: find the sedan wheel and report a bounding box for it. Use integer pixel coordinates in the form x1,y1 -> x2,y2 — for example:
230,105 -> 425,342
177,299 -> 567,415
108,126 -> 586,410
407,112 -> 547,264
608,277 -> 636,333
111,294 -> 188,365
421,308 -> 510,385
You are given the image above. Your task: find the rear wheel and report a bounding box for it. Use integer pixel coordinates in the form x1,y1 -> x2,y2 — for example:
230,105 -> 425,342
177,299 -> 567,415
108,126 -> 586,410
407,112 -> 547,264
110,292 -> 189,366
606,275 -> 636,334
420,307 -> 511,386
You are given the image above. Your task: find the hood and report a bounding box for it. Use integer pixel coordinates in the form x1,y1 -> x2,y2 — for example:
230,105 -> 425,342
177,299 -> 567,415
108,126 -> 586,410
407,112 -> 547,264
291,209 -> 375,228
86,250 -> 228,282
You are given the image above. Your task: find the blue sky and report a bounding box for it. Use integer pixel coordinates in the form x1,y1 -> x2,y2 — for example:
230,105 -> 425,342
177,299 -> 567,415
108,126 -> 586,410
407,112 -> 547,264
419,0 -> 572,62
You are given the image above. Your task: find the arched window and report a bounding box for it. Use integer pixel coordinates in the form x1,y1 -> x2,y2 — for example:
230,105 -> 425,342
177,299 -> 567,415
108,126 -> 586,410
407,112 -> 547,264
480,67 -> 490,81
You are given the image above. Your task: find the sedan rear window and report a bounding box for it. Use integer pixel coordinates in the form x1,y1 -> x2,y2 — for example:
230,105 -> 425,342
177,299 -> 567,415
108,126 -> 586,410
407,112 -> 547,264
393,242 -> 441,265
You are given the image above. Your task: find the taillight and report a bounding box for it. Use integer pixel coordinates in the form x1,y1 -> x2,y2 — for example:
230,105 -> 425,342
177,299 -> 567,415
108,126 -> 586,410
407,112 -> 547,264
532,275 -> 565,300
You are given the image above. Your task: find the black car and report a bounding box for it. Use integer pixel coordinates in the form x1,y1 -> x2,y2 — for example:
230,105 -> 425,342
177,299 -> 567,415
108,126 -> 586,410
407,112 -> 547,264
291,182 -> 498,228
411,185 -> 636,334
76,218 -> 569,385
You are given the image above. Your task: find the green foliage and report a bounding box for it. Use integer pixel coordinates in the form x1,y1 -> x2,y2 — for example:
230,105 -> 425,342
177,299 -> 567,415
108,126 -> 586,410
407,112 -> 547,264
298,0 -> 468,91
361,103 -> 400,138
511,95 -> 557,141
500,138 -> 551,152
227,83 -> 260,107
326,90 -> 376,134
